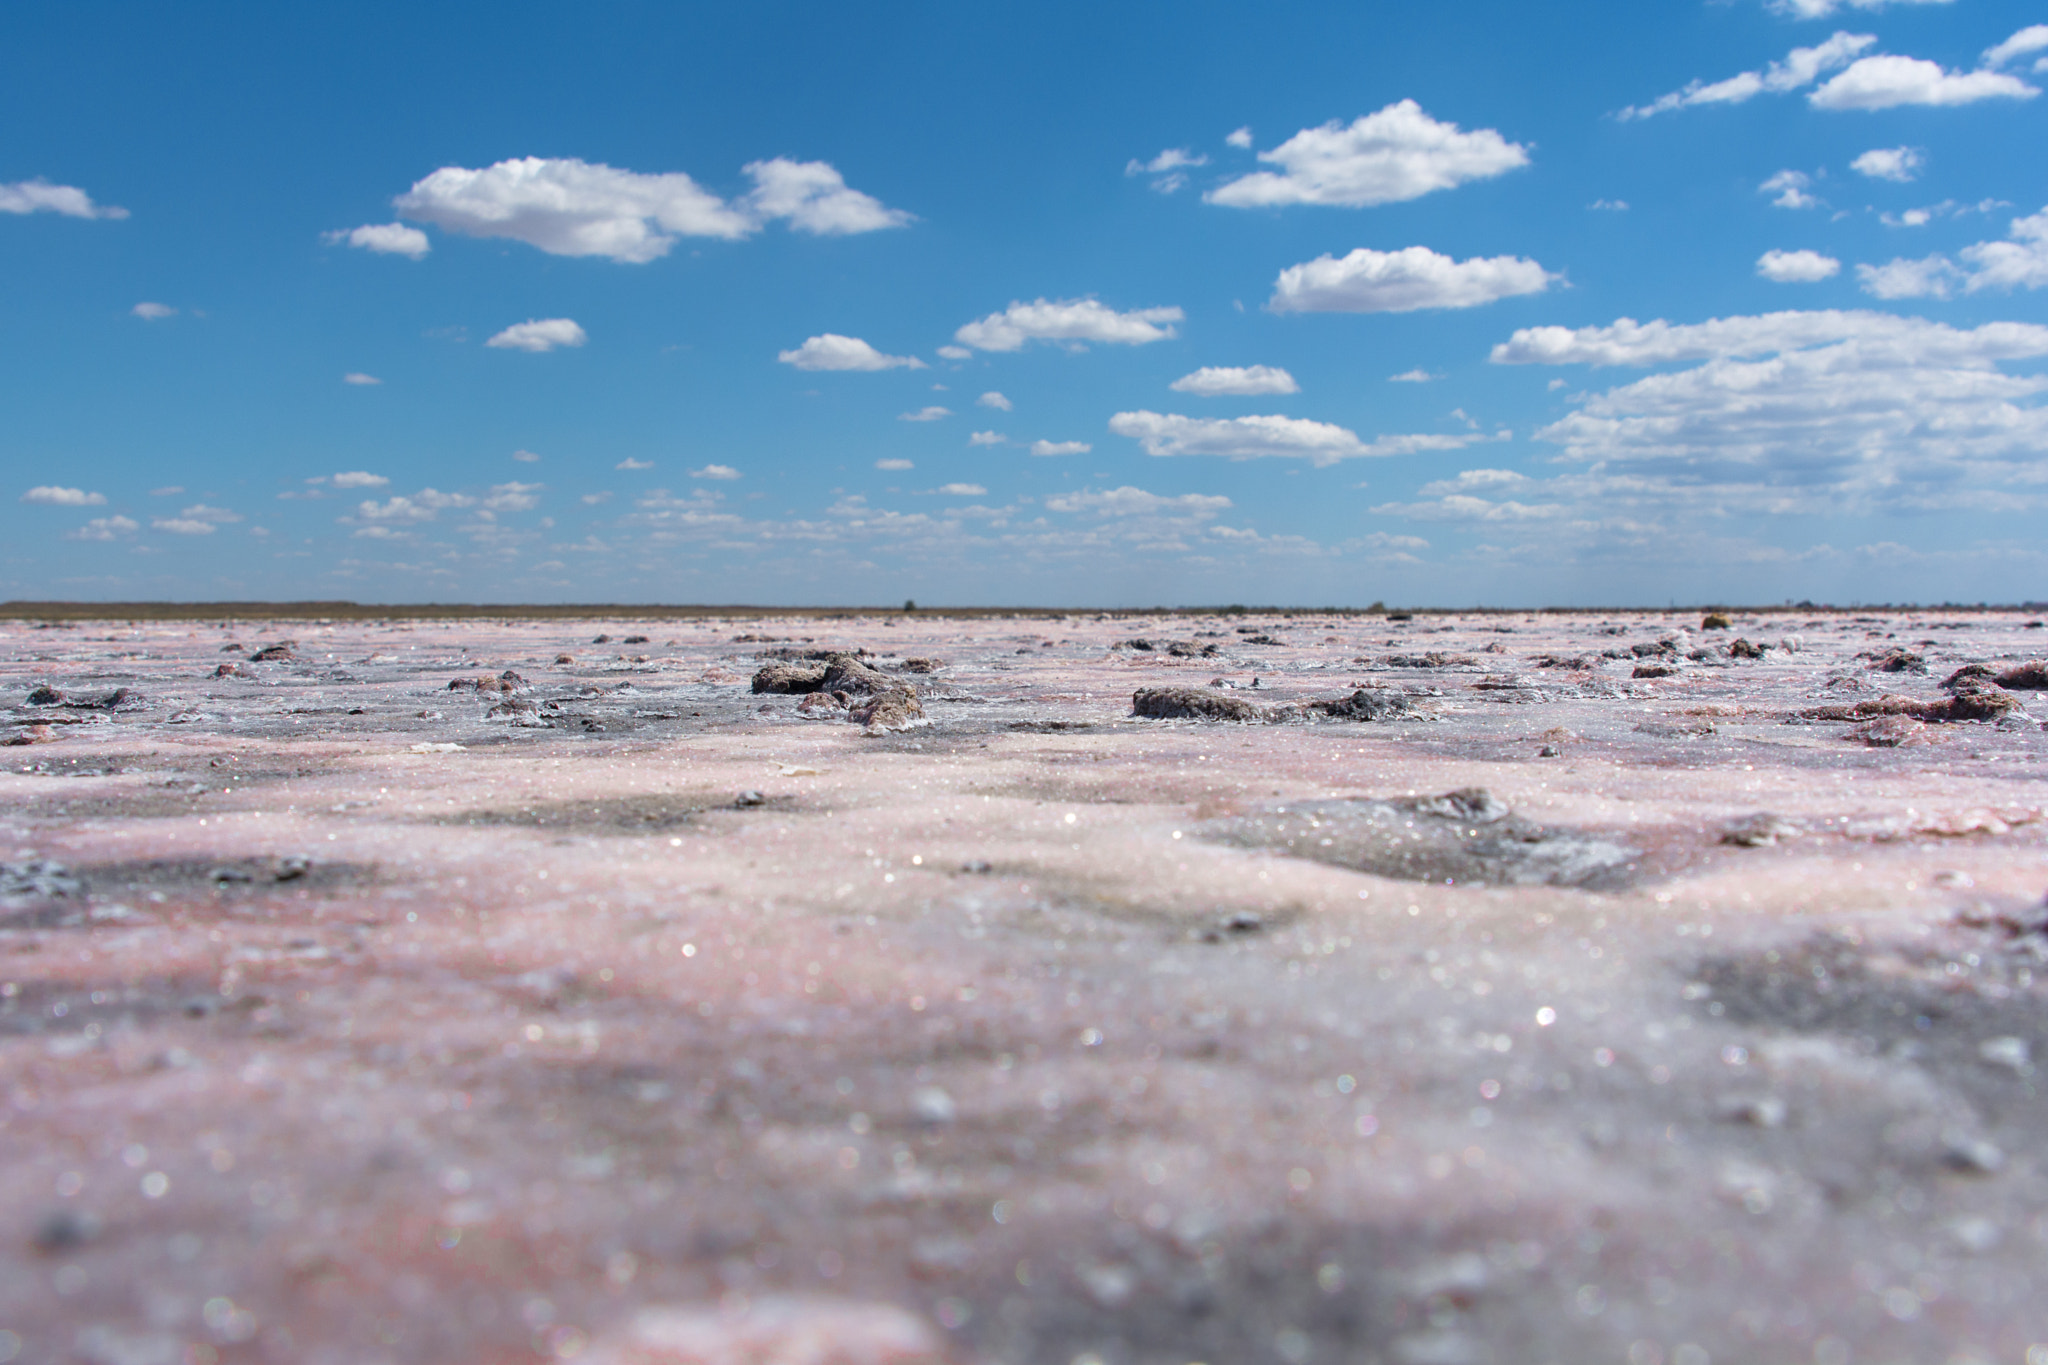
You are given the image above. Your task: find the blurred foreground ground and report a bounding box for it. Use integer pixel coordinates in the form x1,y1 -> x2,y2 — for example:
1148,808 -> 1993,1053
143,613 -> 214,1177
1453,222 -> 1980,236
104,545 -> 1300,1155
2,608 -> 2046,1365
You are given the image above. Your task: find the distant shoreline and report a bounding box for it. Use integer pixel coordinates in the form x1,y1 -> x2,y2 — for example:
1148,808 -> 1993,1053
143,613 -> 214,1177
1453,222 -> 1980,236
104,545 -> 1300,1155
3,600 -> 2044,622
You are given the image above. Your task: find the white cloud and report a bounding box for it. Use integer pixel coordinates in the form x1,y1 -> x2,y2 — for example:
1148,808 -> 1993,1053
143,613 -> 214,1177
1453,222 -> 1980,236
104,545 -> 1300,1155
484,481 -> 544,509
874,458 -> 914,471
153,516 -> 219,535
1371,493 -> 1566,522
933,483 -> 987,496
486,318 -> 586,352
66,515 -> 138,541
936,345 -> 972,361
1490,309 -> 2048,368
1769,0 -> 1950,16
616,458 -> 654,470
1851,146 -> 1924,182
1856,254 -> 1960,298
131,302 -> 175,320
1760,170 -> 1822,210
1417,468 -> 1531,496
1270,246 -> 1555,313
324,222 -> 430,258
899,406 -> 952,422
976,390 -> 1013,411
0,179 -> 127,220
739,157 -> 913,235
777,333 -> 925,371
968,431 -> 1006,446
331,471 -> 389,488
390,156 -> 908,263
1621,31 -> 1875,118
175,503 -> 241,524
22,486 -> 106,506
1757,248 -> 1842,282
1045,486 -> 1233,518
149,486 -> 183,496
1126,147 -> 1208,193
1984,25 -> 2048,69
353,489 -> 476,524
1170,365 -> 1300,396
343,372 -> 382,385
1207,101 -> 1529,208
1108,411 -> 1494,466
690,465 -> 741,480
1030,439 -> 1092,457
1811,55 -> 2037,110
581,491 -> 613,504
1389,368 -> 1441,383
1226,126 -> 1253,149
512,449 -> 541,463
1857,205 -> 2048,298
1588,198 -> 1629,211
953,298 -> 1182,352
1493,309 -> 2048,517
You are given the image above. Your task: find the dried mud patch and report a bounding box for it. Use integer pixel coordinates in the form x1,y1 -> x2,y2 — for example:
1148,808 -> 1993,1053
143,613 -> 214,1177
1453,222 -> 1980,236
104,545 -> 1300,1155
428,790 -> 804,834
1210,788 -> 1641,889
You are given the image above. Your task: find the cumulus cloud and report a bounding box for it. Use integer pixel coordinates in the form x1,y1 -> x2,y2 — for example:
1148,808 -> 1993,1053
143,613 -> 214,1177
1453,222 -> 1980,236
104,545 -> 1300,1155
1389,368 -> 1441,383
1588,199 -> 1629,211
1984,24 -> 2048,69
777,333 -> 925,371
174,503 -> 242,524
149,486 -> 183,496
1620,30 -> 1875,118
1757,248 -> 1841,282
1270,246 -> 1555,313
1760,170 -> 1822,210
486,318 -> 586,352
1206,101 -> 1528,208
352,489 -> 476,524
389,156 -> 908,263
1812,57 -> 2036,110
935,345 -> 972,361
1492,308 -> 2048,517
874,459 -> 914,471
1851,146 -> 1924,182
1030,439 -> 1092,457
953,298 -> 1182,352
1226,127 -> 1254,149
969,431 -> 1006,446
1126,147 -> 1208,193
1857,205 -> 2048,298
1769,0 -> 1951,16
932,483 -> 988,496
343,372 -> 382,385
1371,491 -> 1566,522
484,481 -> 544,510
1045,486 -> 1233,518
899,406 -> 952,422
152,518 -> 217,535
331,471 -> 389,488
21,486 -> 106,506
1170,365 -> 1300,396
1108,411 -> 1493,466
0,179 -> 127,219
690,465 -> 741,480
66,515 -> 138,541
131,302 -> 175,320
324,222 -> 430,258
616,458 -> 654,470
976,391 -> 1012,410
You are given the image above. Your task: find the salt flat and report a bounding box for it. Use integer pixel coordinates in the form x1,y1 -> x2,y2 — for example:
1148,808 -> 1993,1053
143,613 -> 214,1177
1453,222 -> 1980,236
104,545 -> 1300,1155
3,608 -> 2046,1365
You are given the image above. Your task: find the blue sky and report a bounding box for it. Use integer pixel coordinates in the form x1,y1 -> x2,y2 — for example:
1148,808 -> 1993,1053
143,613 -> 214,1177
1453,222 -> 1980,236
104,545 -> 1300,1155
4,0 -> 2045,607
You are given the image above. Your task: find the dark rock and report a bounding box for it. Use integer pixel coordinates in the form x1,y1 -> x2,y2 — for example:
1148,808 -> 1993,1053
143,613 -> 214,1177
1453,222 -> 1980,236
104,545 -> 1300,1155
734,790 -> 767,808
1123,638 -> 1156,651
214,662 -> 245,678
1309,688 -> 1413,722
753,662 -> 829,694
555,654 -> 575,664
219,643 -> 244,653
1722,813 -> 1798,847
24,686 -> 64,706
1997,662 -> 2048,690
1728,638 -> 1767,660
592,634 -> 612,644
820,655 -> 899,697
1132,687 -> 1267,721
1701,614 -> 1732,630
33,1209 -> 102,1252
622,635 -> 650,644
0,860 -> 83,900
900,657 -> 944,673
248,643 -> 296,663
1867,650 -> 1926,673
850,688 -> 925,732
1240,634 -> 1281,646
208,866 -> 254,883
1632,664 -> 1678,679
1943,664 -> 1997,692
1384,652 -> 1477,669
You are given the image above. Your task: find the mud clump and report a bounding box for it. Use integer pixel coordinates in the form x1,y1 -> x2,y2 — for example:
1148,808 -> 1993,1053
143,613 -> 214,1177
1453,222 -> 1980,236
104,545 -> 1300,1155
851,689 -> 926,733
753,654 -> 897,697
248,642 -> 296,663
1865,649 -> 1926,673
1211,787 -> 1636,888
1805,692 -> 2015,724
214,662 -> 246,678
1307,688 -> 1415,722
1132,687 -> 1267,722
24,685 -> 64,706
1383,652 -> 1476,669
1701,613 -> 1732,630
1,860 -> 84,902
899,657 -> 944,673
450,670 -> 529,694
1727,637 -> 1767,660
1851,714 -> 1931,747
1632,664 -> 1678,679
1996,661 -> 2048,689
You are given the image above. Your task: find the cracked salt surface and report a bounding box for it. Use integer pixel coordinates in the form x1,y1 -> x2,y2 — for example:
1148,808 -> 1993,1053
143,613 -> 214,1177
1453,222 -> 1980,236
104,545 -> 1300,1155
1,607 -> 2046,1364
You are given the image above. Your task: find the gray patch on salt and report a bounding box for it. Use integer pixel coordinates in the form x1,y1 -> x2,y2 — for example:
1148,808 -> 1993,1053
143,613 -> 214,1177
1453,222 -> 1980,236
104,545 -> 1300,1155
1208,787 -> 1637,888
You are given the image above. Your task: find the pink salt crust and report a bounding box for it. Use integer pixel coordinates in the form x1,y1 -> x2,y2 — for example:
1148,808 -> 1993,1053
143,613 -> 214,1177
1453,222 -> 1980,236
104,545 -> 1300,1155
2,609 -> 2045,1365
